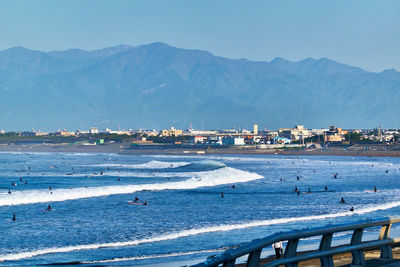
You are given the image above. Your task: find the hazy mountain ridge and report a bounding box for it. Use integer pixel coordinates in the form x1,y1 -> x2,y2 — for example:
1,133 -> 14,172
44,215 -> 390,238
0,42 -> 399,131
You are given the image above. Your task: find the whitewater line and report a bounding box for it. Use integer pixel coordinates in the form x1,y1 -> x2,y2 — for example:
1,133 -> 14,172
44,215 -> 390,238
0,167 -> 262,206
1,200 -> 400,262
83,248 -> 226,264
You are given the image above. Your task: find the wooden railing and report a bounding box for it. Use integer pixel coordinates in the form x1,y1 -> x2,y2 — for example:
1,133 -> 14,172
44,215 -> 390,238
191,217 -> 400,267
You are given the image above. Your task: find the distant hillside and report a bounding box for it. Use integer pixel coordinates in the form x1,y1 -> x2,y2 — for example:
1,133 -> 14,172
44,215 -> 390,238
0,42 -> 399,131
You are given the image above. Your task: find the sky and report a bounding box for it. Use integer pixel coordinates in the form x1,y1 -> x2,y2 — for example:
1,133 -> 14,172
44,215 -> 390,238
1,0 -> 399,72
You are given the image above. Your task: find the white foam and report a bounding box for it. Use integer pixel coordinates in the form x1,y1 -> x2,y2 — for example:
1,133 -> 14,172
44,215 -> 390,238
84,248 -> 225,263
89,160 -> 189,169
0,167 -> 262,206
1,200 -> 399,262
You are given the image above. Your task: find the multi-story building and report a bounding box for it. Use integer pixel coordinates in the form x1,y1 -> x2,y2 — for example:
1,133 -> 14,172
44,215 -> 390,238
279,125 -> 312,141
324,126 -> 348,143
160,127 -> 183,137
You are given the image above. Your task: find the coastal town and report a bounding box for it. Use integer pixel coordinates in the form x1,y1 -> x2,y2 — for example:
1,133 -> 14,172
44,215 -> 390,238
1,124 -> 399,152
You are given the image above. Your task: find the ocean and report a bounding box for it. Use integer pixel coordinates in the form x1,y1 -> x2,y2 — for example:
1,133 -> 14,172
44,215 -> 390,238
1,152 -> 400,266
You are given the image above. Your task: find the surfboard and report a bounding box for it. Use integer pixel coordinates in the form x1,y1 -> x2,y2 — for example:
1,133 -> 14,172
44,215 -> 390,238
128,202 -> 147,206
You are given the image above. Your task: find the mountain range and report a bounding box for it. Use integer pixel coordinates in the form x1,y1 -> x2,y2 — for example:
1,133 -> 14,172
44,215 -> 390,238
0,42 -> 399,131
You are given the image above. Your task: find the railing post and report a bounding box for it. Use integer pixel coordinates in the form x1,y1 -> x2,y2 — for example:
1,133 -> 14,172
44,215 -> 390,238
246,248 -> 262,267
350,228 -> 365,266
222,258 -> 236,267
284,239 -> 299,267
379,223 -> 393,259
319,233 -> 334,267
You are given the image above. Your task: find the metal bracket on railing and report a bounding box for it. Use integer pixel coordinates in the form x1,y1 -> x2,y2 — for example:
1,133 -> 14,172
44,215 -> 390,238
351,228 -> 365,266
246,248 -> 262,267
284,239 -> 299,267
379,224 -> 393,259
319,233 -> 334,267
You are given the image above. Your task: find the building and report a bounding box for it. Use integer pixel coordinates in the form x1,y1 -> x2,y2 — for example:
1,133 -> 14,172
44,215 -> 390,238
253,124 -> 258,135
160,127 -> 183,137
55,130 -> 76,137
90,127 -> 99,134
222,137 -> 245,145
189,136 -> 205,144
324,126 -> 348,143
279,125 -> 312,141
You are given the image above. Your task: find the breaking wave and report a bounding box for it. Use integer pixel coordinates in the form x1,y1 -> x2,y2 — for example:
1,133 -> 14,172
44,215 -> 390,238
0,166 -> 262,206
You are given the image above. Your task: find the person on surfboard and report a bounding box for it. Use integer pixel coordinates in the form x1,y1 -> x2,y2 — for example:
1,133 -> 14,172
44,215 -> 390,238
45,205 -> 52,211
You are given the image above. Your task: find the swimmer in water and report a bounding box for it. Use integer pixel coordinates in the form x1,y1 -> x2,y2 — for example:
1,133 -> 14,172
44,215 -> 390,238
8,189 -> 11,194
296,176 -> 300,181
349,207 -> 354,212
340,197 -> 346,204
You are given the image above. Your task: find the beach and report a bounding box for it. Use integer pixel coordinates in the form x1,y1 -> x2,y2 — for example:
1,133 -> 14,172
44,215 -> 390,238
1,142 -> 400,157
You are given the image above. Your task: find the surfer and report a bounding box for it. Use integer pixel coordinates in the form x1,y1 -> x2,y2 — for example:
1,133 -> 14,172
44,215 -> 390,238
294,186 -> 298,192
49,186 -> 52,191
296,176 -> 300,181
280,178 -> 283,182
297,190 -> 300,196
340,197 -> 346,204
8,189 -> 11,194
349,207 -> 354,212
374,186 -> 377,192
19,177 -> 23,182
12,214 -> 16,221
308,187 -> 311,193
386,170 -> 389,174
230,185 -> 236,189
24,180 -> 27,184
117,178 -> 120,181
324,186 -> 328,191
272,241 -> 283,259
45,205 -> 52,211
100,171 -> 103,175
221,192 -> 224,198
143,200 -> 147,206
134,196 -> 139,202
11,182 -> 15,186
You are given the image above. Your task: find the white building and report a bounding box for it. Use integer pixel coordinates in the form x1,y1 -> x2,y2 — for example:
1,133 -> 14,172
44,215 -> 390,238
90,127 -> 99,134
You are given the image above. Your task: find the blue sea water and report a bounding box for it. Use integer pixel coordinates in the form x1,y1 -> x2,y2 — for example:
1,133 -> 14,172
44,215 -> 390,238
1,152 -> 400,266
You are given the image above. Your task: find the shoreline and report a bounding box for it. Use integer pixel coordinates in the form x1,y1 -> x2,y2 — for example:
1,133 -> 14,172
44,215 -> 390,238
0,143 -> 400,157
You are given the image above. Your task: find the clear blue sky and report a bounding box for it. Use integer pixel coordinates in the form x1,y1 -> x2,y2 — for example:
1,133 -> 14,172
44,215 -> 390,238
1,0 -> 399,72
